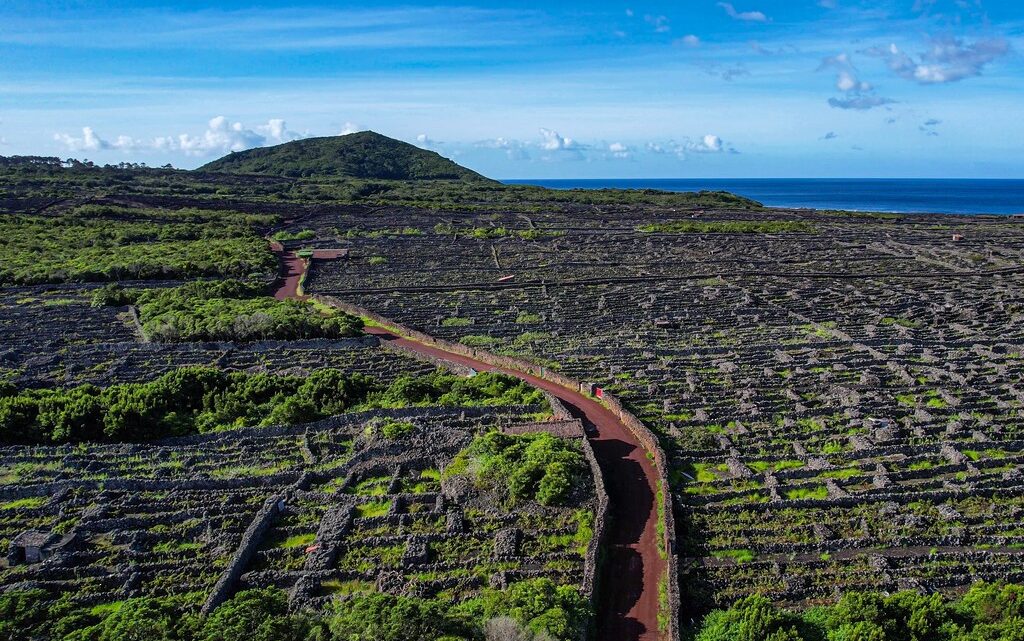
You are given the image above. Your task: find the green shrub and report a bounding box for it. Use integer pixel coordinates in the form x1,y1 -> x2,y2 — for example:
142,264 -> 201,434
326,593 -> 471,641
271,229 -> 316,241
456,578 -> 591,640
445,431 -> 584,506
0,208 -> 277,285
0,368 -> 543,445
95,280 -> 364,342
378,419 -> 414,439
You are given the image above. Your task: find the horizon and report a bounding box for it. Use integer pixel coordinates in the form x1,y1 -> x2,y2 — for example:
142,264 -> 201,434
3,1 -> 1022,178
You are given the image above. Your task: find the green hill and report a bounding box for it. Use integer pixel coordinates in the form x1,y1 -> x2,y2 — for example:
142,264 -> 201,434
197,131 -> 489,181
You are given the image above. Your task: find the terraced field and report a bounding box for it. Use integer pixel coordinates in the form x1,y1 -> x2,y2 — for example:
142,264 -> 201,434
296,200 -> 1024,617
4,150 -> 1024,640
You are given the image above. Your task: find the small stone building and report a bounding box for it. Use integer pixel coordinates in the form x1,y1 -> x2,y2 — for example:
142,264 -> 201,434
6,530 -> 77,566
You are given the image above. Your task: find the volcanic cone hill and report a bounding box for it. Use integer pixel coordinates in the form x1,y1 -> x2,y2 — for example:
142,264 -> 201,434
198,130 -> 491,181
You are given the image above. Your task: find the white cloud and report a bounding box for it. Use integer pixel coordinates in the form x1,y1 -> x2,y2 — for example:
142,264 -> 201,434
415,133 -> 442,149
340,122 -> 360,135
607,142 -> 632,159
538,128 -> 582,152
828,95 -> 895,110
717,2 -> 769,23
475,136 -> 530,160
695,134 -> 722,153
679,34 -> 701,47
819,53 -> 894,111
263,118 -> 305,143
54,126 -> 144,152
644,14 -> 670,33
155,116 -> 266,156
646,135 -> 736,157
864,37 -> 1009,85
55,116 -> 315,157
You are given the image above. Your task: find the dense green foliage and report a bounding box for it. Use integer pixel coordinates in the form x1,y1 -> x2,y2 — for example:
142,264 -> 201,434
688,583 -> 1024,641
199,132 -> 489,181
271,229 -> 316,241
432,222 -> 564,240
0,154 -> 761,214
0,368 -> 546,445
0,206 -> 277,285
445,431 -> 585,506
372,370 -> 547,409
93,280 -> 363,342
0,579 -> 588,641
637,220 -> 814,234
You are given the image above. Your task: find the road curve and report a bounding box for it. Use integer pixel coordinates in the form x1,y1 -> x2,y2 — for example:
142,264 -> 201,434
271,257 -> 667,639
364,325 -> 666,640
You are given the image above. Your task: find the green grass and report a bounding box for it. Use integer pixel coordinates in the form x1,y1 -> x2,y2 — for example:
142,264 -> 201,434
276,533 -> 316,549
820,467 -> 861,479
153,540 -> 203,554
356,500 -> 391,518
272,229 -> 316,241
689,463 -> 720,484
346,475 -> 391,496
459,334 -> 501,347
786,486 -> 828,501
0,496 -> 47,510
515,312 -> 542,324
713,548 -> 757,563
441,317 -> 472,327
748,459 -> 805,473
320,579 -> 376,596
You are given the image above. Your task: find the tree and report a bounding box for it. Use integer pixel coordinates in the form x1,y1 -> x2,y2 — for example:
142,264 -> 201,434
199,588 -> 308,641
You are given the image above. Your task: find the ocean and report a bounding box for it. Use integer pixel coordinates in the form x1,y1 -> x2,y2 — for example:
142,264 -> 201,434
502,178 -> 1024,216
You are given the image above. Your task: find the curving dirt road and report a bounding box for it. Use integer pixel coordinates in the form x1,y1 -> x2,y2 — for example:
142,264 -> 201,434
272,260 -> 667,639
362,326 -> 666,640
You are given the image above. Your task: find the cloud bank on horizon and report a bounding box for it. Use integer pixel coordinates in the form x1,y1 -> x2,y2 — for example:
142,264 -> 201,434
2,0 -> 1021,178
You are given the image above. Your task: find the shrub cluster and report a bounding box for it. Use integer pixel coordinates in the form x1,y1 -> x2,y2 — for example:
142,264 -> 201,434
445,431 -> 584,506
93,280 -> 364,342
690,582 -> 1024,641
637,220 -> 813,234
0,368 -> 546,445
0,579 -> 589,641
0,207 -> 277,285
270,229 -> 316,241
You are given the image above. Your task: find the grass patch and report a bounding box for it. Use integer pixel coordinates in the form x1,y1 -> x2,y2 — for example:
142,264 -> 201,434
1,496 -> 46,510
786,486 -> 828,501
321,579 -> 376,597
355,501 -> 391,518
459,334 -> 501,347
276,533 -> 316,549
714,548 -> 757,563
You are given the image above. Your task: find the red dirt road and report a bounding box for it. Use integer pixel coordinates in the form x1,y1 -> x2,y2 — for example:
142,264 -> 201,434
364,325 -> 666,640
273,251 -> 307,301
270,243 -> 348,301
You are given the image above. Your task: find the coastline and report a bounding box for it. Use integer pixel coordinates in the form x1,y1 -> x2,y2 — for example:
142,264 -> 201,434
502,178 -> 1024,216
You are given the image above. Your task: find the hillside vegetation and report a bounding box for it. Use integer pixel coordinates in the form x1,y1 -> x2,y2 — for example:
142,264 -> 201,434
199,131 -> 489,181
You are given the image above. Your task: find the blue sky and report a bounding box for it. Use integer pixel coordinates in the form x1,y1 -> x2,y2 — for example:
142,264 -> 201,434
1,0 -> 1021,177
